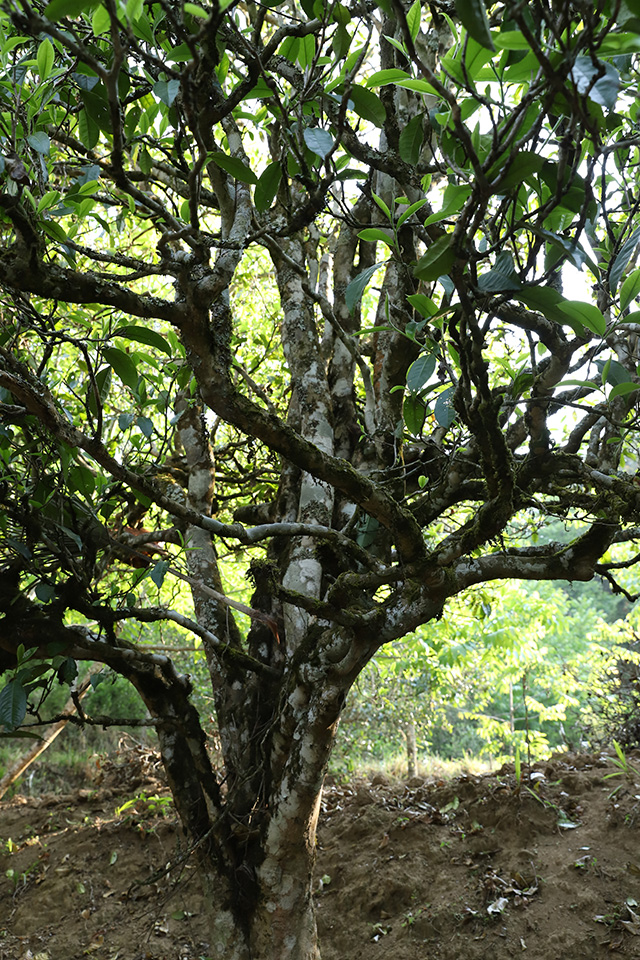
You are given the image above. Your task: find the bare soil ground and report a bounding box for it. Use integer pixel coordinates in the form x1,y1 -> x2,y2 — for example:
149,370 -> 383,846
2,746 -> 640,959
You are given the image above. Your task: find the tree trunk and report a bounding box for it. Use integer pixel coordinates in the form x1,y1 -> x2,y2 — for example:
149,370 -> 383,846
250,799 -> 322,960
170,723 -> 329,960
121,627 -> 346,960
179,811 -> 321,960
405,718 -> 418,779
196,848 -> 320,960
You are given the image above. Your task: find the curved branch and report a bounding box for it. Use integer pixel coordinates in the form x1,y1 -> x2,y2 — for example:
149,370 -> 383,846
452,521 -> 620,589
113,606 -> 280,678
0,361 -> 392,561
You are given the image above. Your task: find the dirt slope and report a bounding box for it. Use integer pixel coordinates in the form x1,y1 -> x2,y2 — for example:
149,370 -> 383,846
2,748 -> 640,959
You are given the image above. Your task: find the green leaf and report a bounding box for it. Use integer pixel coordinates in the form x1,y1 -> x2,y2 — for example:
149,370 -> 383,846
600,357 -> 632,387
494,30 -> 529,50
356,515 -> 380,549
80,87 -> 111,134
43,221 -> 68,244
332,24 -> 352,59
279,35 -> 301,62
610,226 -> 640,294
366,68 -> 411,88
92,3 -> 111,34
572,57 -> 620,110
78,108 -> 100,149
35,583 -> 56,602
113,325 -> 172,356
384,34 -> 409,59
398,115 -> 424,166
539,162 -> 587,215
598,32 -> 640,55
454,0 -> 495,51
44,0 -> 99,19
357,228 -> 396,249
517,286 -> 572,326
303,127 -> 335,159
69,463 -> 95,498
210,152 -> 258,184
298,33 -> 315,69
477,252 -> 521,292
407,293 -> 437,318
27,132 -> 51,155
167,42 -> 193,62
0,681 -> 27,729
424,184 -> 471,225
397,198 -> 428,228
254,161 -> 282,212
17,662 -> 52,685
609,381 -> 639,400
558,301 -> 606,336
103,346 -> 139,390
37,38 -> 55,81
345,262 -> 385,313
406,353 -> 436,392
434,386 -> 456,428
17,645 -> 36,667
183,2 -> 208,16
406,0 -> 421,42
441,35 -> 494,86
494,151 -> 544,191
60,525 -> 83,552
57,657 -> 78,685
153,79 -> 180,106
332,2 -> 351,24
621,267 -> 640,311
119,412 -> 135,430
348,85 -> 386,127
37,189 -> 61,213
557,379 -> 600,390
414,234 -> 455,282
403,393 -> 427,435
371,192 -> 392,221
394,78 -> 440,96
150,559 -> 170,588
132,11 -> 154,42
88,365 -> 111,417
534,227 -> 587,271
137,415 -> 154,437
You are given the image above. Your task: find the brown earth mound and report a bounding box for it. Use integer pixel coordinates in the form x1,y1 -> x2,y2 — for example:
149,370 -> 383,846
1,747 -> 640,959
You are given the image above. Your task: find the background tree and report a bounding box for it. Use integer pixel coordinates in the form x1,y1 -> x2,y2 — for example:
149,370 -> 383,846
334,577 -> 621,772
2,0 -> 640,957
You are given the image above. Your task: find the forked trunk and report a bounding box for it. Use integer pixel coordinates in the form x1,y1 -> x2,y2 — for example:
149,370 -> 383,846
183,767 -> 323,960
142,661 -> 346,960
196,840 -> 320,960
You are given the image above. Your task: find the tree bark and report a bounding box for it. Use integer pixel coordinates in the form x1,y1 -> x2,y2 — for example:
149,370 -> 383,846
146,667 -> 340,960
405,718 -> 418,779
